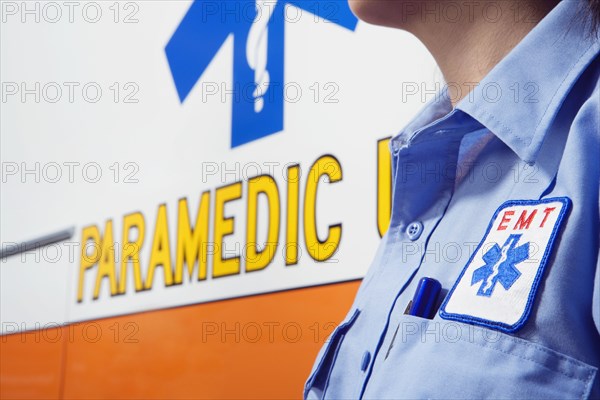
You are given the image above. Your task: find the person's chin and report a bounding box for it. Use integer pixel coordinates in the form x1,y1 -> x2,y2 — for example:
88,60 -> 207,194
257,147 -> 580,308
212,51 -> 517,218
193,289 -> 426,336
348,0 -> 404,29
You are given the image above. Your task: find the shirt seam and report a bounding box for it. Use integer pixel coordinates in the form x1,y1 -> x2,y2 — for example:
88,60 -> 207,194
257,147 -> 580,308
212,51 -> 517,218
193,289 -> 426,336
456,332 -> 595,385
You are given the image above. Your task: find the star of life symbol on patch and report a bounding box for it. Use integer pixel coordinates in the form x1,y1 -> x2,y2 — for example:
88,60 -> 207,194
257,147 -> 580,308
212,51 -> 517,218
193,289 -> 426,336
440,197 -> 570,333
472,234 -> 530,297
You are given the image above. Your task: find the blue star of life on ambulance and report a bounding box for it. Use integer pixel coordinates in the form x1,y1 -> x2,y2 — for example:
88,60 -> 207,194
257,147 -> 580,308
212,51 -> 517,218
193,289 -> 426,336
165,0 -> 358,147
471,234 -> 530,297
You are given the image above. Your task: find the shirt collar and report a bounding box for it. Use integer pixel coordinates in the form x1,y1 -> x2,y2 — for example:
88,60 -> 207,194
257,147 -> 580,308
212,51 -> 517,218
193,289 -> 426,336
456,0 -> 600,164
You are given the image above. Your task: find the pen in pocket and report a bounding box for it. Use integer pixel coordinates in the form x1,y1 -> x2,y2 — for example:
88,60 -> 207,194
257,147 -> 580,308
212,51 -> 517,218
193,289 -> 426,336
385,277 -> 442,360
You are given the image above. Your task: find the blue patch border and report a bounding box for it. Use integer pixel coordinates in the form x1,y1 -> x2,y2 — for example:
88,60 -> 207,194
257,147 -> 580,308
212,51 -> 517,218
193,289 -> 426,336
439,197 -> 571,333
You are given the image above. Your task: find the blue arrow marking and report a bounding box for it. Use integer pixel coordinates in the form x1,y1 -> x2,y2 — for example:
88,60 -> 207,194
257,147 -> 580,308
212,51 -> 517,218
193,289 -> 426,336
165,0 -> 358,147
471,234 -> 530,297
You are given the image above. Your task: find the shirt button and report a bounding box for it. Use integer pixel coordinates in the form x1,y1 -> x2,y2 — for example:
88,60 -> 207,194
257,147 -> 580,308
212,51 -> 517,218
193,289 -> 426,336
360,351 -> 371,372
406,221 -> 423,241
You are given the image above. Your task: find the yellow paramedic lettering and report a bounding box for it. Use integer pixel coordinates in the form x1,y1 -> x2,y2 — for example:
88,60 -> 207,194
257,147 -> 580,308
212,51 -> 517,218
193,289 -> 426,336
213,182 -> 243,277
304,155 -> 342,262
119,211 -> 146,294
377,137 -> 392,237
77,225 -> 101,302
93,220 -> 119,299
174,192 -> 210,284
145,204 -> 174,289
285,165 -> 300,265
246,175 -> 280,272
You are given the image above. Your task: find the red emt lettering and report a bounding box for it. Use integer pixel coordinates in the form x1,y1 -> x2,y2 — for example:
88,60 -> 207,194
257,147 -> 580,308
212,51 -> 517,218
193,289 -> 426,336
497,206 -> 558,231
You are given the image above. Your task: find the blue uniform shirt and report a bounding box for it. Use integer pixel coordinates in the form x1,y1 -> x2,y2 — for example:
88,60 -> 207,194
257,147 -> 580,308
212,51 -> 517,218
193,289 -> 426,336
305,1 -> 600,398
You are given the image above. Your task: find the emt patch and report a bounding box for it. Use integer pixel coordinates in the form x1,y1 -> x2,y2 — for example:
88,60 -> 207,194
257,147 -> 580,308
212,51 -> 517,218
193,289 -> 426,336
440,197 -> 570,333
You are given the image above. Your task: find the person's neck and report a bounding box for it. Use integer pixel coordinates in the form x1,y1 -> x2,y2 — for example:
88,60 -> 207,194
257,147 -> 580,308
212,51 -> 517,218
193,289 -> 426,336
406,1 -> 559,107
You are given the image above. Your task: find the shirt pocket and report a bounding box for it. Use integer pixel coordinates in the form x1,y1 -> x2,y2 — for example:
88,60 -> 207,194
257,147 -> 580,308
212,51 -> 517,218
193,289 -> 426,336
365,314 -> 597,399
304,308 -> 360,400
